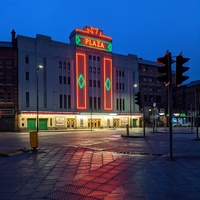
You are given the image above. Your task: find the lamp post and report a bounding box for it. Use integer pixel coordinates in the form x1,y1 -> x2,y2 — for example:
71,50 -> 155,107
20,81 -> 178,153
36,65 -> 43,132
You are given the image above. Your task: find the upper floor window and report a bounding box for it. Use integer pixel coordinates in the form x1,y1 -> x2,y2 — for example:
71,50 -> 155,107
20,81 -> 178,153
63,62 -> 66,69
6,60 -> 12,68
6,75 -> 13,84
59,61 -> 62,68
7,92 -> 12,102
25,56 -> 29,64
26,72 -> 29,80
0,59 -> 3,68
0,92 -> 4,102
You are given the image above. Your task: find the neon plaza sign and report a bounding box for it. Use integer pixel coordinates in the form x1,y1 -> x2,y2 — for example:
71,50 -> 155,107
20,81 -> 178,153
75,26 -> 112,52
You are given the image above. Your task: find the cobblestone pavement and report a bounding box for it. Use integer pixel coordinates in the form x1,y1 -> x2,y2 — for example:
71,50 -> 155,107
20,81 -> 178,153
0,128 -> 200,199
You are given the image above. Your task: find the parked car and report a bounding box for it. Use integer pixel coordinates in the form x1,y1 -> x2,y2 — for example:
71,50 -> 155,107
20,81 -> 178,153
182,122 -> 191,127
172,122 -> 182,127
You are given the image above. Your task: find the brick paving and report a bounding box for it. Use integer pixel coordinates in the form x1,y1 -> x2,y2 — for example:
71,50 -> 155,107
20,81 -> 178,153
0,130 -> 200,200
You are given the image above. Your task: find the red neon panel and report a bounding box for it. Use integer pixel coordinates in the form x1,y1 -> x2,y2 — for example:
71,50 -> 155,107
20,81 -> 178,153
76,53 -> 87,109
75,26 -> 112,41
103,58 -> 113,110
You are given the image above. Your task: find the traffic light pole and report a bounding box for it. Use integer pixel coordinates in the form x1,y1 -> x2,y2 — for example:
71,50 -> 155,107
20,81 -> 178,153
168,52 -> 173,159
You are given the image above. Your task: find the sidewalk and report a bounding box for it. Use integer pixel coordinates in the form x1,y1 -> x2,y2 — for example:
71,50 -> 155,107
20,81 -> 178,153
0,131 -> 200,200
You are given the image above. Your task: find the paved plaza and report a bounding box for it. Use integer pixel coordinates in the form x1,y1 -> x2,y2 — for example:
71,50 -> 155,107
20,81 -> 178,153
0,128 -> 200,199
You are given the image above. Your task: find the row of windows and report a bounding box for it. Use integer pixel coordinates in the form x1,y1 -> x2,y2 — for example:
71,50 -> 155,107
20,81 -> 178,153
0,74 -> 13,84
59,95 -> 71,109
116,70 -> 125,77
88,55 -> 100,61
89,96 -> 101,110
140,75 -> 159,83
59,61 -> 70,70
89,66 -> 100,74
116,98 -> 125,111
116,82 -> 125,90
143,95 -> 161,103
0,92 -> 12,102
25,55 -> 71,71
141,86 -> 162,93
0,59 -> 13,68
89,80 -> 100,88
59,76 -> 70,85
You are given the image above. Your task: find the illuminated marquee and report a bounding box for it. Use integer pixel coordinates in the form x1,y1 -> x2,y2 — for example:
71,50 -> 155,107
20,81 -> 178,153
103,58 -> 113,110
76,53 -> 87,109
76,35 -> 112,52
74,26 -> 112,52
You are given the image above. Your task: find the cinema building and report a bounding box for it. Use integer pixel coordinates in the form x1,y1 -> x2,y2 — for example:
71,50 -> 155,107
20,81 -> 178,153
17,26 -> 141,131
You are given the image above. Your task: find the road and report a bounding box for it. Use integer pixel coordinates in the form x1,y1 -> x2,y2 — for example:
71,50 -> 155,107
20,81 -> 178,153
0,127 -> 196,156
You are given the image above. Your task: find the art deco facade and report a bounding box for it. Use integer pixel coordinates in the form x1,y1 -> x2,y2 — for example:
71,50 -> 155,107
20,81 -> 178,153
17,26 -> 141,131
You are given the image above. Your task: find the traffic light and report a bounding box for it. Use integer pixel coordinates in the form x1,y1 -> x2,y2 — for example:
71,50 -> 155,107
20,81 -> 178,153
135,92 -> 141,108
176,52 -> 190,86
157,51 -> 171,85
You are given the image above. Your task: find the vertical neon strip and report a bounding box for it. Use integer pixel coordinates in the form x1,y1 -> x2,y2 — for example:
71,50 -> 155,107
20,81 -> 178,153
103,58 -> 112,110
76,53 -> 87,109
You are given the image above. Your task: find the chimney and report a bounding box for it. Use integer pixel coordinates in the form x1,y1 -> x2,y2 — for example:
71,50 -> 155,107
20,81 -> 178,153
11,29 -> 16,44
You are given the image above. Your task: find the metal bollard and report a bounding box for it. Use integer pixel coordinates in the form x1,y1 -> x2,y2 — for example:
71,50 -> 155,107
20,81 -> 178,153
126,124 -> 129,136
30,131 -> 38,149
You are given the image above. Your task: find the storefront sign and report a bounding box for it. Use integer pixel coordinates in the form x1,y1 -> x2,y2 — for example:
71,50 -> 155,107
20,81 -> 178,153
76,35 -> 112,52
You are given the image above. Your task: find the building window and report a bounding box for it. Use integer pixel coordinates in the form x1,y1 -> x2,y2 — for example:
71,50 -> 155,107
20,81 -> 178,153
116,70 -> 118,77
119,70 -> 121,77
93,56 -> 96,60
97,56 -> 100,61
89,97 -> 92,109
98,97 -> 101,109
0,74 -> 3,84
116,98 -> 119,110
97,68 -> 100,74
0,92 -> 4,102
68,95 -> 71,109
89,79 -> 92,87
59,61 -> 62,68
6,60 -> 12,68
63,62 -> 66,69
0,59 -> 3,68
59,94 -> 62,108
59,76 -> 62,84
89,66 -> 92,73
93,80 -> 96,87
67,77 -> 70,85
25,56 -> 29,64
120,99 -> 122,110
89,55 -> 92,60
6,75 -> 12,84
123,99 -> 125,110
64,95 -> 67,108
63,76 -> 66,84
26,92 -> 29,107
7,92 -> 12,102
122,83 -> 124,90
122,71 -> 124,77
26,72 -> 29,80
67,62 -> 70,70
116,82 -> 118,90
98,80 -> 100,88
149,95 -> 154,103
93,67 -> 96,73
94,97 -> 97,110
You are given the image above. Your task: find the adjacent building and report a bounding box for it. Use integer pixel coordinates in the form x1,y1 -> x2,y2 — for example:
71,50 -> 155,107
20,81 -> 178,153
0,30 -> 18,131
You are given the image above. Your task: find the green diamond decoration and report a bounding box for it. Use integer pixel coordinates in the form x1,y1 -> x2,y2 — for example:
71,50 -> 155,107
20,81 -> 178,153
78,74 -> 85,89
105,78 -> 111,91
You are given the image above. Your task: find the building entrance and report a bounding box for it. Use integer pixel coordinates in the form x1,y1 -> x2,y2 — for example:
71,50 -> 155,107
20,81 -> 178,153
113,119 -> 120,128
88,119 -> 101,128
67,118 -> 75,129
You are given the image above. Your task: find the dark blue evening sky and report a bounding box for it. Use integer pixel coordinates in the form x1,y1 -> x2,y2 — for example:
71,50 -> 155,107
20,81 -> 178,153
1,0 -> 199,83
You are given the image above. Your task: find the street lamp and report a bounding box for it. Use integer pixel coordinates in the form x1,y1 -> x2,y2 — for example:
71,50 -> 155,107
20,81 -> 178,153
36,65 -> 43,132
